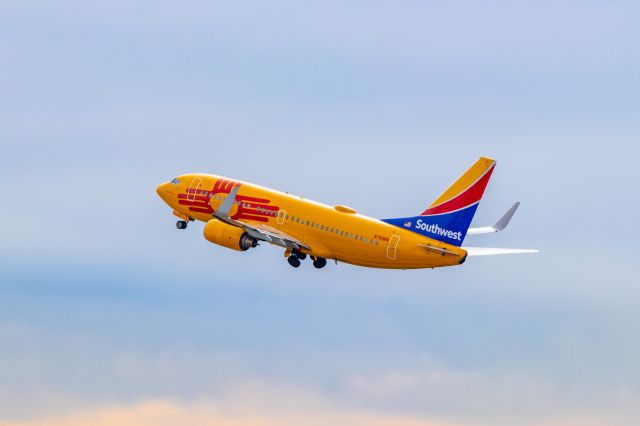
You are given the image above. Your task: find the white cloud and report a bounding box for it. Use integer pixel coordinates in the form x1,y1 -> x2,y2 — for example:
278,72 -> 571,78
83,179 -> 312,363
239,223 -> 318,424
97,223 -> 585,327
0,379 -> 633,426
0,383 -> 458,426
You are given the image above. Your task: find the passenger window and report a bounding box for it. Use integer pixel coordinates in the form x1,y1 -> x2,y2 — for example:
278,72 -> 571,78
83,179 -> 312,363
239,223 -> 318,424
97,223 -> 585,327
286,215 -> 289,220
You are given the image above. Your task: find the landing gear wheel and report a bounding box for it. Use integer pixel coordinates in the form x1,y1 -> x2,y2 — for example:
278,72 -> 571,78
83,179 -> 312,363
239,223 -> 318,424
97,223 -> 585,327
176,220 -> 188,229
296,252 -> 307,260
313,257 -> 327,269
287,255 -> 301,268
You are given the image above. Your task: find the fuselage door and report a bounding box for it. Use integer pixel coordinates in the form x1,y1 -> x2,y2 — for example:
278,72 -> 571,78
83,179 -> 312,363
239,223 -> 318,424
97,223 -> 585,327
386,235 -> 400,260
277,210 -> 287,225
187,178 -> 203,202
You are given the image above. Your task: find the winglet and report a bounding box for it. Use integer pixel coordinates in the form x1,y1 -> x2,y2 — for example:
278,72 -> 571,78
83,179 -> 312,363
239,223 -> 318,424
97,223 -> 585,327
467,202 -> 520,235
494,202 -> 520,231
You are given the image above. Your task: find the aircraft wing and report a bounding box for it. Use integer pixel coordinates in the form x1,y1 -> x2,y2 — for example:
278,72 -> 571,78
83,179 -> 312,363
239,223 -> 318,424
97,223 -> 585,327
463,247 -> 538,256
239,221 -> 310,250
212,184 -> 310,250
467,202 -> 520,235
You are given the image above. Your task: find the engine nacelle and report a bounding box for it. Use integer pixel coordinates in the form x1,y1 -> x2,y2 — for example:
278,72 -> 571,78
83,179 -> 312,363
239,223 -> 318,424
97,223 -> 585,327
203,219 -> 257,251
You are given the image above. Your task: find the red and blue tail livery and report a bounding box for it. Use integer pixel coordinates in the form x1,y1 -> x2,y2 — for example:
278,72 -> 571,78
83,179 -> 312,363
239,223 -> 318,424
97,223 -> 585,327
382,157 -> 496,246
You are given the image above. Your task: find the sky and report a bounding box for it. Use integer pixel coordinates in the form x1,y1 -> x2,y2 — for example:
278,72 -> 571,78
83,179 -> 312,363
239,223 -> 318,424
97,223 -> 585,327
1,1 -> 639,425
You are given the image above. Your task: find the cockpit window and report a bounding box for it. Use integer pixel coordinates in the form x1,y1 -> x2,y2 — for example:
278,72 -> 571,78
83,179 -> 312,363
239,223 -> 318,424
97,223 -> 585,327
170,178 -> 180,185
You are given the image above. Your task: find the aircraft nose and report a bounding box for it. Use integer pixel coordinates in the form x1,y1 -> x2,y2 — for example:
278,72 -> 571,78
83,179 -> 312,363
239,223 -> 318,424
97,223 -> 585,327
156,182 -> 175,201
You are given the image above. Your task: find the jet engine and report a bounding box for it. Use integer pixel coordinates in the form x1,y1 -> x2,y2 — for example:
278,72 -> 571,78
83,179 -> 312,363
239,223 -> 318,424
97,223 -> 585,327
203,219 -> 258,251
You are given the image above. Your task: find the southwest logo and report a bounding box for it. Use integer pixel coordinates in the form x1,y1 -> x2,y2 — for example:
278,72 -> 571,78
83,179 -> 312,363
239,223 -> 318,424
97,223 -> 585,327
415,219 -> 462,241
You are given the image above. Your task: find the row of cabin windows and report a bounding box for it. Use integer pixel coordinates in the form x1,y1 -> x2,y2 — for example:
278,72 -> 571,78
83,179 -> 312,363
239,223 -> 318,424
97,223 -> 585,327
208,195 -> 278,216
206,193 -> 379,246
285,214 -> 379,246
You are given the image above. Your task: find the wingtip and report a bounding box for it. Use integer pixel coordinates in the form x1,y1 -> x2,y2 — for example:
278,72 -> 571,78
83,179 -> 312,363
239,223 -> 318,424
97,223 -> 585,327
493,202 -> 520,231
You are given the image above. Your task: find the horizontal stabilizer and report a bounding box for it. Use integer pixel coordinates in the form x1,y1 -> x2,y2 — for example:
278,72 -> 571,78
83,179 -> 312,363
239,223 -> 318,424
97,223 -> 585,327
467,202 -> 520,235
464,247 -> 538,256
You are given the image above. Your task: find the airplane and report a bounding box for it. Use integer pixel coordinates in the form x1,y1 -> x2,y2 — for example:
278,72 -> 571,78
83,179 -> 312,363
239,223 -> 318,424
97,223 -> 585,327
156,157 -> 537,269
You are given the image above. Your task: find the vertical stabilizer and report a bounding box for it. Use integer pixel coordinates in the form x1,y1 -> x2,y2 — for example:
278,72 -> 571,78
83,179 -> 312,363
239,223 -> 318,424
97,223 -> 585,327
382,157 -> 496,246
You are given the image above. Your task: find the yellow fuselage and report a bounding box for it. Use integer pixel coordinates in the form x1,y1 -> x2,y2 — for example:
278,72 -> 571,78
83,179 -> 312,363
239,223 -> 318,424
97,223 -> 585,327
157,174 -> 467,269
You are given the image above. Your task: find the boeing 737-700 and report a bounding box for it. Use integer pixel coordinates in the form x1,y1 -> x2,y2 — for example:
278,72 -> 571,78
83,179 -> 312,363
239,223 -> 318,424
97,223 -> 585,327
156,157 -> 536,269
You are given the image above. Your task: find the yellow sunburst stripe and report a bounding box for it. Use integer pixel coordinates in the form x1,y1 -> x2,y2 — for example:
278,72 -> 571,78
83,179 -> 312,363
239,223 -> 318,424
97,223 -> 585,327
428,157 -> 496,208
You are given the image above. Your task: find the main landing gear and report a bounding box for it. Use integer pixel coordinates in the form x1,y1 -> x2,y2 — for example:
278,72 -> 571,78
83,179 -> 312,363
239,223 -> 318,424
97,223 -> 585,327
286,250 -> 327,269
312,257 -> 327,269
287,254 -> 301,268
176,220 -> 188,229
287,249 -> 305,268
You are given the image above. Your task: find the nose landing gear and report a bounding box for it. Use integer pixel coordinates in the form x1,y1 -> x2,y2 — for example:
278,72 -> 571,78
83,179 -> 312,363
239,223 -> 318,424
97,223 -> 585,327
176,220 -> 188,229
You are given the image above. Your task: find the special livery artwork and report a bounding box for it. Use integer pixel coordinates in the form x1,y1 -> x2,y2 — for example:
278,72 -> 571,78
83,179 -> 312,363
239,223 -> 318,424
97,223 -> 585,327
178,178 -> 279,223
157,157 -> 537,269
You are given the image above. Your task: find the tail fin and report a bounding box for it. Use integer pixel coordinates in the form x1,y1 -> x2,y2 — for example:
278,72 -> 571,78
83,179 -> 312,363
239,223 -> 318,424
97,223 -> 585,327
381,157 -> 496,246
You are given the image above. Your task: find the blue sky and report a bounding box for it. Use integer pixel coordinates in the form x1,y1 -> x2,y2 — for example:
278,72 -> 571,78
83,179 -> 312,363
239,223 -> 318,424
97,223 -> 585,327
1,1 -> 639,425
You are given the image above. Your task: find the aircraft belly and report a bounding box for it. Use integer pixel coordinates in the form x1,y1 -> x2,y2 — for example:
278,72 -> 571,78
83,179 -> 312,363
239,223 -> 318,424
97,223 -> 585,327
334,241 -> 462,269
